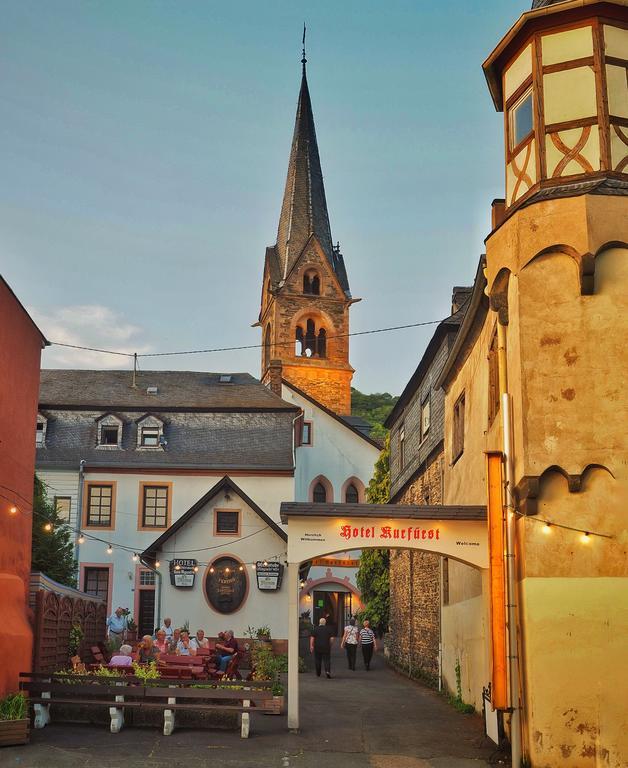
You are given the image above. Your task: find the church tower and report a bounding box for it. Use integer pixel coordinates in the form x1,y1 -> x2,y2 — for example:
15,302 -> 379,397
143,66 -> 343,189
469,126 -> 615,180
257,50 -> 357,415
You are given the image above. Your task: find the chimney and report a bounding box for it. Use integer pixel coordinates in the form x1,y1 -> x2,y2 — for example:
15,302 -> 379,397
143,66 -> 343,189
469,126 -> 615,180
491,199 -> 506,231
264,359 -> 283,397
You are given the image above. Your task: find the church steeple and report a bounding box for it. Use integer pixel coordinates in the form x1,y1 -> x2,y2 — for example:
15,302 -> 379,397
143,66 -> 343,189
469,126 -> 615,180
257,47 -> 357,416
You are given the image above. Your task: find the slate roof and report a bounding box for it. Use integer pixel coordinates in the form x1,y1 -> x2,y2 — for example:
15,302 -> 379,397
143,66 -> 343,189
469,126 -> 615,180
272,64 -> 351,297
520,177 -> 628,209
384,293 -> 471,429
531,0 -> 568,7
39,370 -> 298,411
141,476 -> 287,564
36,370 -> 298,471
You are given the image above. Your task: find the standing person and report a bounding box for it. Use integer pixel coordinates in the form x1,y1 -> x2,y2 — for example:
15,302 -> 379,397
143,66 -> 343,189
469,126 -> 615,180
310,617 -> 335,678
106,607 -> 127,649
359,619 -> 377,671
340,618 -> 359,671
161,617 -> 174,639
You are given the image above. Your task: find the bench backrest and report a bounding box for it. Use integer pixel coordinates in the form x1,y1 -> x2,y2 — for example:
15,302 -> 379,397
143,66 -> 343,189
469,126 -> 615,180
158,654 -> 204,666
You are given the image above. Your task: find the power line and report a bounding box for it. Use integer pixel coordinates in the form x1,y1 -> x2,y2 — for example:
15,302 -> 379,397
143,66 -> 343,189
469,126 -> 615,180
48,318 -> 445,359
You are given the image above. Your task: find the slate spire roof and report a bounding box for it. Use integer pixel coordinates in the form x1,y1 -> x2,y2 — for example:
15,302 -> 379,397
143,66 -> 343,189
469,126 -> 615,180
271,58 -> 351,296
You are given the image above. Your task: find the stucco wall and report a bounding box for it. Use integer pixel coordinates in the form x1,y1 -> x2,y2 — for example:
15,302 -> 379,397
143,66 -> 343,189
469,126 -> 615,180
0,280 -> 43,695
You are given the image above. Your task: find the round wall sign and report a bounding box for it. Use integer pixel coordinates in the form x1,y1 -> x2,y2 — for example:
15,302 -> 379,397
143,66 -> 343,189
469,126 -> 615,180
204,556 -> 248,614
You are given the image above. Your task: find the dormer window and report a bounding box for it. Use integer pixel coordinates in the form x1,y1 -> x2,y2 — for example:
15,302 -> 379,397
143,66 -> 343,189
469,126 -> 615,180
136,414 -> 165,449
96,414 -> 123,449
35,414 -> 47,447
303,269 -> 320,295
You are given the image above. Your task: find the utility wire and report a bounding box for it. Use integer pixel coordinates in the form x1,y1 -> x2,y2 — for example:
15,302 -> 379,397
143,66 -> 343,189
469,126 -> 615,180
48,318 -> 445,359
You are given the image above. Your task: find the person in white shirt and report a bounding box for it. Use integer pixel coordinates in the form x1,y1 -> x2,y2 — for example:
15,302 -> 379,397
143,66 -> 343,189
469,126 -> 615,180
191,629 -> 209,650
340,618 -> 359,671
358,619 -> 377,671
106,607 -> 128,649
161,617 -> 174,639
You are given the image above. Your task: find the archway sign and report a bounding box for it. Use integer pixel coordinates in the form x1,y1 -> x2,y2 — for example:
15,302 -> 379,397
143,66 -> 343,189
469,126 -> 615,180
280,502 -> 488,731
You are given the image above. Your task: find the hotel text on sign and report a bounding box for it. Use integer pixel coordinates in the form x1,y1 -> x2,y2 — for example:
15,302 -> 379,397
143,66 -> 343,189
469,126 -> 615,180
340,525 -> 440,541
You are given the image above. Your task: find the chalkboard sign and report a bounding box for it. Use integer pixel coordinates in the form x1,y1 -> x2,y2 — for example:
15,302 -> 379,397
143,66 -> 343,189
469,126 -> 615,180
204,557 -> 247,614
170,558 -> 197,588
255,561 -> 284,591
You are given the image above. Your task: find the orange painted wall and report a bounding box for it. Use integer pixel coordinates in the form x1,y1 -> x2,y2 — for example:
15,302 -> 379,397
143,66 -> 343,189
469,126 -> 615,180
0,278 -> 45,697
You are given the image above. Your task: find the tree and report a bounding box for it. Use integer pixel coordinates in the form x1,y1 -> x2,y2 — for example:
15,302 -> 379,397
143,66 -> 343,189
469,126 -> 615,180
356,435 -> 391,632
32,475 -> 77,587
351,388 -> 398,439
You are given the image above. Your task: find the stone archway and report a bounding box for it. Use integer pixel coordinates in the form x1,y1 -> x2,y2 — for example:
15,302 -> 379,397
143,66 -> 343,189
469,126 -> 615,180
280,501 -> 488,730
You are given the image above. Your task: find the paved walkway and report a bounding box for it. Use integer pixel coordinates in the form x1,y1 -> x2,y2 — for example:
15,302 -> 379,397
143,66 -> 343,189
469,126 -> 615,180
2,651 -> 497,768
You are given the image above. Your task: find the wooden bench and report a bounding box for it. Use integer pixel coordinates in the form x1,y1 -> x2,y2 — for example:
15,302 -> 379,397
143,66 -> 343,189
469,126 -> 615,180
19,673 -> 275,738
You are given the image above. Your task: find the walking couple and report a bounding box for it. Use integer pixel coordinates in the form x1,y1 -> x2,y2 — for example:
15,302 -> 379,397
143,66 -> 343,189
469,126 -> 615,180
310,617 -> 377,678
341,618 -> 377,671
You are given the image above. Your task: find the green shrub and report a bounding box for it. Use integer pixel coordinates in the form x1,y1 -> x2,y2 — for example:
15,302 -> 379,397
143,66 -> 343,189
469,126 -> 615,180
0,693 -> 27,721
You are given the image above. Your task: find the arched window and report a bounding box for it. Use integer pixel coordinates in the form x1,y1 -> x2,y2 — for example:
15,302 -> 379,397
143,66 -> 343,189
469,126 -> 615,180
295,318 -> 328,359
303,269 -> 320,295
264,324 -> 271,368
313,482 -> 327,503
345,483 -> 359,504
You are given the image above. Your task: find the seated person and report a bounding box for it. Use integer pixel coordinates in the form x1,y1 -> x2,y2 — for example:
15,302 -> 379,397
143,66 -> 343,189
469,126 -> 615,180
161,617 -> 174,639
154,629 -> 168,653
168,628 -> 181,653
109,644 -> 133,667
137,635 -> 159,664
215,629 -> 238,672
191,629 -> 209,650
176,630 -> 197,656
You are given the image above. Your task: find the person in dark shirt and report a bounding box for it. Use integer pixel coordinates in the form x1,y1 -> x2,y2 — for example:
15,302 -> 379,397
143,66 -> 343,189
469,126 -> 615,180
310,618 -> 335,678
216,630 -> 238,672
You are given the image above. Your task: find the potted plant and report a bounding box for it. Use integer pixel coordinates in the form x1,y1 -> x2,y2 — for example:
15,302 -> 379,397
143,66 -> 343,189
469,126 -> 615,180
125,616 -> 138,641
68,622 -> 84,661
269,679 -> 284,714
256,625 -> 272,644
0,692 -> 29,746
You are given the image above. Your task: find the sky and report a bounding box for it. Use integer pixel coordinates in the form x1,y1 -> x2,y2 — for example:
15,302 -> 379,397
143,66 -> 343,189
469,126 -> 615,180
1,1 -> 527,395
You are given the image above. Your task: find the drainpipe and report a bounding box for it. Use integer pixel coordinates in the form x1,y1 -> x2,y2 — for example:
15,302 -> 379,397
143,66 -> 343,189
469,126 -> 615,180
438,557 -> 443,692
75,460 -> 86,565
497,321 -> 522,768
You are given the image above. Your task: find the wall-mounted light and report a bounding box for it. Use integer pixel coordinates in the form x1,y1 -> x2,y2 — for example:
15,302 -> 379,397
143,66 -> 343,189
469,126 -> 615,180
43,522 -> 53,532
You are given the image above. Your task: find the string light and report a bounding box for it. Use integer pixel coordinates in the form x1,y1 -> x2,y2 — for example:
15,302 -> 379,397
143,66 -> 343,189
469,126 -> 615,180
174,564 -> 181,571
155,560 -> 161,568
581,532 -> 591,544
251,563 -> 256,570
209,567 -> 215,574
78,534 -> 85,544
106,544 -> 113,554
132,553 -> 138,562
225,567 -> 230,574
9,506 -> 17,515
43,522 -> 53,532
263,560 -> 268,566
193,566 -> 199,572
542,523 -> 552,535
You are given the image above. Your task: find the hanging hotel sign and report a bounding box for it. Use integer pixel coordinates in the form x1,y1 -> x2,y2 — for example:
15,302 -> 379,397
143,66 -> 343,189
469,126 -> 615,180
255,561 -> 284,591
170,558 -> 197,588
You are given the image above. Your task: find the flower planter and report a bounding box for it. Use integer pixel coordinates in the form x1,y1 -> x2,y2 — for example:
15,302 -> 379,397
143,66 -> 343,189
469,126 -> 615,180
0,718 -> 29,746
262,695 -> 284,715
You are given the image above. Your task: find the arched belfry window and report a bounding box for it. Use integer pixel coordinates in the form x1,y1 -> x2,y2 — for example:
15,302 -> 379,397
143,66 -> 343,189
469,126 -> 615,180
345,483 -> 359,504
303,269 -> 320,296
313,482 -> 327,503
295,317 -> 327,359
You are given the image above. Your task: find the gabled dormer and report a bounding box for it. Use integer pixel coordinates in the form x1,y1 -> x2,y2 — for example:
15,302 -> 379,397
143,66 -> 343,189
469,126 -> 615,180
136,413 -> 165,449
95,413 -> 123,449
35,412 -> 48,448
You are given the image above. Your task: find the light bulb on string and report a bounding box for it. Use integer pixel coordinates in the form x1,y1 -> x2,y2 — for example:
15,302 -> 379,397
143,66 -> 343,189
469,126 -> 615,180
9,506 -> 18,515
43,522 -> 53,532
238,565 -> 244,571
251,563 -> 256,570
106,544 -> 113,554
209,567 -> 215,574
155,560 -> 161,568
78,534 -> 85,544
193,566 -> 199,573
174,563 -> 181,571
581,532 -> 591,544
542,523 -> 552,535
225,567 -> 230,574
132,553 -> 138,562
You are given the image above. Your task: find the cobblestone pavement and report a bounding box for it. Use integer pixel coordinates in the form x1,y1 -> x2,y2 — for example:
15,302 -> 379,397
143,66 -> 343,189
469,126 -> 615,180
1,651 -> 499,768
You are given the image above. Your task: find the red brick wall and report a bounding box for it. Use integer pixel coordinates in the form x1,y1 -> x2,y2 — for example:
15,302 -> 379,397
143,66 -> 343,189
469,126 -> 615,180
0,279 -> 44,695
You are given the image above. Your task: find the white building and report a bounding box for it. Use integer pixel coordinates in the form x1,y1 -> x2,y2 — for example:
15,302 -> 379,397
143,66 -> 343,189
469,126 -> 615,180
36,370 -> 379,643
